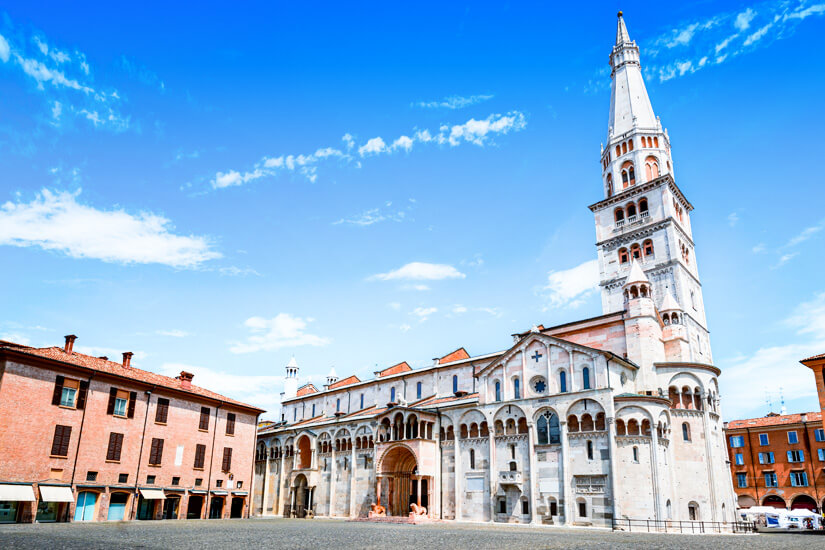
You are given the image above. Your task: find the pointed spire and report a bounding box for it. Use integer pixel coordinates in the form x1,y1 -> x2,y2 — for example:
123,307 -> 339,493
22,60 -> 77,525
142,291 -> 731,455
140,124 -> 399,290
616,11 -> 630,45
623,259 -> 649,287
287,356 -> 298,369
659,292 -> 682,313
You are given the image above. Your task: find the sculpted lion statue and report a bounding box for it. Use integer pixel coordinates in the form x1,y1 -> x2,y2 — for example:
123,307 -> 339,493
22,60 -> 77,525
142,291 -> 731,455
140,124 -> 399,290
370,503 -> 386,516
410,503 -> 427,516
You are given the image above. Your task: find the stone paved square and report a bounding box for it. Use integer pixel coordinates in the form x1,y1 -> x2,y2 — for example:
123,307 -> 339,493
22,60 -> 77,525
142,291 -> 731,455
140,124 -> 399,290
0,518 -> 820,549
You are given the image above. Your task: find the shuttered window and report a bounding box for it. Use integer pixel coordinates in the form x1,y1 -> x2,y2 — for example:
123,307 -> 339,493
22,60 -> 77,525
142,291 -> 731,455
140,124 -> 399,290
155,398 -> 169,424
194,444 -> 206,469
222,447 -> 232,472
107,432 -> 124,462
51,375 -> 65,406
51,425 -> 72,457
148,438 -> 164,466
199,407 -> 210,431
226,413 -> 236,435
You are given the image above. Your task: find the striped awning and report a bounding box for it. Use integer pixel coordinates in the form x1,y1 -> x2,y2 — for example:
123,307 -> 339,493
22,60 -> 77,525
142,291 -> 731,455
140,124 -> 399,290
0,484 -> 35,501
139,488 -> 166,500
39,485 -> 74,502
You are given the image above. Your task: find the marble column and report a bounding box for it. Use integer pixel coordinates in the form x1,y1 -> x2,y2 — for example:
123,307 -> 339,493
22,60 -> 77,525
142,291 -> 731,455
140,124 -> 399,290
527,422 -> 539,524
350,440 -> 357,517
454,419 -> 463,520
262,449 -> 272,515
606,416 -> 620,523
559,420 -> 572,525
329,447 -> 337,517
487,420 -> 497,522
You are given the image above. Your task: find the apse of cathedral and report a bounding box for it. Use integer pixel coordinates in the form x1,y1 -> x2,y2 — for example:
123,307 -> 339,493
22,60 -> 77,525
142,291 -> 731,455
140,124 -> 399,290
253,13 -> 736,526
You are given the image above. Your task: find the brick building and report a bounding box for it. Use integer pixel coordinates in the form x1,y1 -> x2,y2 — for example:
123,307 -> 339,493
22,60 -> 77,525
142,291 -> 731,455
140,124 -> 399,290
0,336 -> 263,524
723,352 -> 825,512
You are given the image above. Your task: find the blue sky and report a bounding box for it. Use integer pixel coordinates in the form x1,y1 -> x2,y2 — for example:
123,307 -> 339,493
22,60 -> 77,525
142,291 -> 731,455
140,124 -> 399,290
1,1 -> 823,420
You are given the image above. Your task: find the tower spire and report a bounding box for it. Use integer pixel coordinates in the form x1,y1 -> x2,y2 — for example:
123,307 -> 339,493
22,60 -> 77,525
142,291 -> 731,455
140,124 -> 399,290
616,11 -> 630,45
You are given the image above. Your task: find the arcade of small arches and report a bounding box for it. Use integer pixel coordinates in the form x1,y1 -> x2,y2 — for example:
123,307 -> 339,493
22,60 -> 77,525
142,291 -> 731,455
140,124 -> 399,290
662,312 -> 681,325
622,280 -> 652,301
617,240 -> 654,265
667,385 -> 718,414
604,155 -> 664,197
613,197 -> 649,225
377,412 -> 436,443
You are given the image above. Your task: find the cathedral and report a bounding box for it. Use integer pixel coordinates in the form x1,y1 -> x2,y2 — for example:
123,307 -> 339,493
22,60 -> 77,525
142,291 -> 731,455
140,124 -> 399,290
252,13 -> 736,527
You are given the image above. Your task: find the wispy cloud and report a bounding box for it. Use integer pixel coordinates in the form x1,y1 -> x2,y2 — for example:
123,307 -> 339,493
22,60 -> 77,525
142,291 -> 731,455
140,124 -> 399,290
211,111 -> 527,189
645,1 -> 825,82
542,259 -> 600,309
727,212 -> 739,227
229,313 -> 330,354
156,329 -> 189,338
411,307 -> 437,322
334,200 -> 415,227
0,189 -> 220,268
413,94 -> 494,109
0,22 -> 129,130
785,219 -> 825,247
768,218 -> 825,268
369,262 -> 466,282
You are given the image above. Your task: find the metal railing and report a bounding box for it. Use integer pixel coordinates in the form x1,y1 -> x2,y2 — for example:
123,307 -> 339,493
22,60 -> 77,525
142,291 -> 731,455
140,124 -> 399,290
612,518 -> 756,534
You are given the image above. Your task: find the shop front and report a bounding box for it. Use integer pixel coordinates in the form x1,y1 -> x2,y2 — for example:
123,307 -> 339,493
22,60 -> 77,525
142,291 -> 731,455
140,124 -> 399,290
0,484 -> 36,523
36,485 -> 74,522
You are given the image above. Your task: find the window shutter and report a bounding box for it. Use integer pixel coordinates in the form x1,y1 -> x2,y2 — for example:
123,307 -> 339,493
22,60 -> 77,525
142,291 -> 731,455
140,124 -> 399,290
107,432 -> 117,461
107,387 -> 117,415
226,413 -> 236,435
222,448 -> 232,472
77,381 -> 89,410
195,444 -> 206,468
113,433 -> 124,461
155,438 -> 164,464
52,375 -> 65,406
127,391 -> 137,418
51,425 -> 71,456
199,407 -> 210,431
155,398 -> 169,423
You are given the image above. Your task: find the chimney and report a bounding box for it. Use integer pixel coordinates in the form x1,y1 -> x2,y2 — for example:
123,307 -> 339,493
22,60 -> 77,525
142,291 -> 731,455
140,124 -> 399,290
179,371 -> 194,390
98,356 -> 108,361
64,335 -> 77,354
122,352 -> 133,368
801,413 -> 808,423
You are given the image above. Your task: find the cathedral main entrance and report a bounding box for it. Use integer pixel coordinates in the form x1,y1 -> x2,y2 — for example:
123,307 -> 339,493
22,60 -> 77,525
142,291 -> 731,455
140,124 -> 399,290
377,445 -> 429,517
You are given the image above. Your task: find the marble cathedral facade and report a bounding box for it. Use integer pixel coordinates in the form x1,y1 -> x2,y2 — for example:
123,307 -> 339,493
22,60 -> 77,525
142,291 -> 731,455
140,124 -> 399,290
252,13 -> 736,527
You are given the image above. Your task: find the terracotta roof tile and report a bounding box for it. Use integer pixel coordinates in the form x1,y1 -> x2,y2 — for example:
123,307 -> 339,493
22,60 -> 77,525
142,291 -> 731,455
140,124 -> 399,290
438,348 -> 470,364
376,361 -> 411,377
416,392 -> 479,407
329,375 -> 360,390
801,352 -> 825,363
727,411 -> 822,429
296,384 -> 319,397
1,342 -> 263,412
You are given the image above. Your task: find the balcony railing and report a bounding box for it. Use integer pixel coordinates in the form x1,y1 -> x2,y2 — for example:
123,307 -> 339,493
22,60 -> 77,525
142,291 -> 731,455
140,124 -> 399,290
499,470 -> 523,486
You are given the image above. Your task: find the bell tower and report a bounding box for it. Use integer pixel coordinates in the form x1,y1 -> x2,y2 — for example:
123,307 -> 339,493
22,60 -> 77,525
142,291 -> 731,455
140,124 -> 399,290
589,12 -> 712,365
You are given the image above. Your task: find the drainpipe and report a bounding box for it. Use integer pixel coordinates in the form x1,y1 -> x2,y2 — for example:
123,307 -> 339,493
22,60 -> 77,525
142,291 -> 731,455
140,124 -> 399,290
205,402 -> 223,519
800,416 -> 820,508
130,386 -> 155,521
247,413 -> 260,518
744,427 -> 760,505
68,372 -> 95,522
437,408 -> 443,520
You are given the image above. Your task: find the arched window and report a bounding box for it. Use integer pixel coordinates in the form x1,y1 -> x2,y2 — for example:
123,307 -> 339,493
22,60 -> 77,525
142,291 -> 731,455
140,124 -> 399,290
628,139 -> 634,151
559,371 -> 567,393
614,208 -> 624,222
618,248 -> 629,264
632,446 -> 639,462
312,404 -> 316,417
416,381 -> 422,400
639,198 -> 648,214
537,412 -> 560,444
390,387 -> 396,403
626,203 -> 637,218
654,136 -> 659,148
682,422 -> 691,441
606,174 -> 613,197
645,156 -> 660,181
336,398 -> 340,412
586,440 -> 594,460
628,166 -> 635,186
622,142 -> 627,154
582,367 -> 591,390
469,449 -> 475,469
630,243 -> 641,260
666,500 -> 672,520
495,381 -> 501,402
452,375 -> 458,394
643,239 -> 654,257
513,377 -> 521,399
615,145 -> 621,157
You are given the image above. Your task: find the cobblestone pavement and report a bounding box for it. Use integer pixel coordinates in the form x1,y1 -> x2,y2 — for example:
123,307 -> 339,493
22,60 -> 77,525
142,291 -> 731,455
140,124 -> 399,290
0,518 -> 821,549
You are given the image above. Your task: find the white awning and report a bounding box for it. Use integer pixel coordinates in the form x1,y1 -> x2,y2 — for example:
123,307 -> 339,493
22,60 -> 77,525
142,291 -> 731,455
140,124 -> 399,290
210,490 -> 228,496
138,488 -> 166,500
0,484 -> 35,501
39,486 -> 74,503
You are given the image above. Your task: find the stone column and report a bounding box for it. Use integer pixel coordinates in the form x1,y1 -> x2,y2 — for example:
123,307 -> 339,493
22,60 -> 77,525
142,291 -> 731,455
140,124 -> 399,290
376,475 -> 382,507
559,420 -> 572,525
702,399 -> 718,521
350,439 -> 357,517
488,419 -> 497,522
454,419 -> 463,520
416,477 -> 422,507
650,426 -> 662,521
527,422 -> 539,525
606,416 -> 620,523
329,446 -> 337,517
276,454 -> 284,516
262,449 -> 272,516
568,351 -> 576,393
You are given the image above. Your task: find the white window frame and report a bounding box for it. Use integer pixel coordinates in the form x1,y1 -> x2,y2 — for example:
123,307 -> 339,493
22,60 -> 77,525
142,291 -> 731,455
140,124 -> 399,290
758,433 -> 769,446
788,431 -> 798,444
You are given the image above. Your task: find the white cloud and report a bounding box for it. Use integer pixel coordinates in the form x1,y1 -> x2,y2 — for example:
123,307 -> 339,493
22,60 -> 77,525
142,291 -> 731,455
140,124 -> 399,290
399,324 -> 412,333
543,259 -> 600,309
210,111 -> 527,189
452,305 -> 468,314
156,329 -> 189,338
229,313 -> 330,354
333,200 -> 414,227
476,307 -> 503,317
752,243 -> 766,254
720,292 -> 825,419
403,284 -> 431,291
414,94 -> 494,109
159,362 -> 284,415
411,307 -> 437,321
785,219 -> 825,247
727,212 -> 739,227
0,189 -> 220,268
0,332 -> 31,345
388,302 -> 401,311
647,1 -> 825,82
370,262 -> 466,282
0,34 -> 10,63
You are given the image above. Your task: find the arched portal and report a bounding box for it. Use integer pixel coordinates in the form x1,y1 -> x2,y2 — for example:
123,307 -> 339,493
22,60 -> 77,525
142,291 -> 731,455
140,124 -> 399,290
791,494 -> 817,512
762,495 -> 786,509
289,473 -> 312,518
377,445 -> 427,517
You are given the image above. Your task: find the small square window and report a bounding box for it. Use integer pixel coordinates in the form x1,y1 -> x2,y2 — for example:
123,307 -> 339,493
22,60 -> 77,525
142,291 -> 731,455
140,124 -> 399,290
113,392 -> 129,417
86,471 -> 97,482
195,478 -> 203,487
236,481 -> 243,489
60,380 -> 79,408
49,468 -> 64,481
146,475 -> 156,484
816,429 -> 825,442
172,476 -> 181,486
216,480 -> 223,488
118,473 -> 129,484
788,431 -> 798,444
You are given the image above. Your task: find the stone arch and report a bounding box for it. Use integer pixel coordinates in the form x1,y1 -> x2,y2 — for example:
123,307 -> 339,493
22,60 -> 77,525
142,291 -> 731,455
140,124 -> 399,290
762,495 -> 786,509
296,434 -> 313,469
737,494 -> 757,508
790,494 -> 817,511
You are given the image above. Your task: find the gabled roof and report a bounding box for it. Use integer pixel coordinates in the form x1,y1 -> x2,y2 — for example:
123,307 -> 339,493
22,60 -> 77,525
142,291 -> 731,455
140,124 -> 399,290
438,348 -> 470,364
328,375 -> 360,390
296,384 -> 318,397
475,331 -> 607,378
376,361 -> 412,377
0,341 -> 263,412
726,411 -> 822,429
